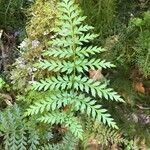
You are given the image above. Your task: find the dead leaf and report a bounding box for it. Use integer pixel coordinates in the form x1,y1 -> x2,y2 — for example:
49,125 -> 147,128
89,69 -> 104,81
63,105 -> 71,112
111,144 -> 119,150
140,139 -> 147,150
87,138 -> 99,150
0,93 -> 13,106
133,82 -> 145,93
58,124 -> 68,134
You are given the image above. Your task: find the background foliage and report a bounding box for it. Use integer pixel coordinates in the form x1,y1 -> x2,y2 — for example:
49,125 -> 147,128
0,0 -> 149,149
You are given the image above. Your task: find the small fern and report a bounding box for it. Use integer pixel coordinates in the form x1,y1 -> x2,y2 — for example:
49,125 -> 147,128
129,11 -> 150,77
83,119 -> 127,148
0,105 -> 40,150
26,0 -> 124,140
0,105 -> 27,150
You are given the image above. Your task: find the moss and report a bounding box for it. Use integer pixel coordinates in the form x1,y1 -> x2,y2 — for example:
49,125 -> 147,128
25,0 -> 57,58
10,0 -> 57,91
26,0 -> 57,40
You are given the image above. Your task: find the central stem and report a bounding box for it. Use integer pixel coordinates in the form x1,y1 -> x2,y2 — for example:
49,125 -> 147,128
68,8 -> 77,112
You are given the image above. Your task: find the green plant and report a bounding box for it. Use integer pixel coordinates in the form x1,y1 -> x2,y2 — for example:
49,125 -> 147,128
0,77 -> 11,92
0,77 -> 5,89
112,11 -> 150,78
0,0 -> 31,30
25,0 -> 124,140
79,0 -> 116,41
132,11 -> 150,77
0,105 -> 40,150
83,119 -> 127,149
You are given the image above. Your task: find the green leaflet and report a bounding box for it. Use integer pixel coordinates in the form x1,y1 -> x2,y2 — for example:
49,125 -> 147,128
25,92 -> 75,116
35,58 -> 115,73
38,111 -> 83,139
26,91 -> 118,128
32,75 -> 124,102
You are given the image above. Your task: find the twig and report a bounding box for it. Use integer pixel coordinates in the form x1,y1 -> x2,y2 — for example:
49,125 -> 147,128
136,104 -> 150,110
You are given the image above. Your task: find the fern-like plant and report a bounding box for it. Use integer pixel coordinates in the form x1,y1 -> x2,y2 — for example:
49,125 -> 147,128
0,105 -> 40,150
26,0 -> 124,140
83,118 -> 127,149
133,11 -> 150,77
